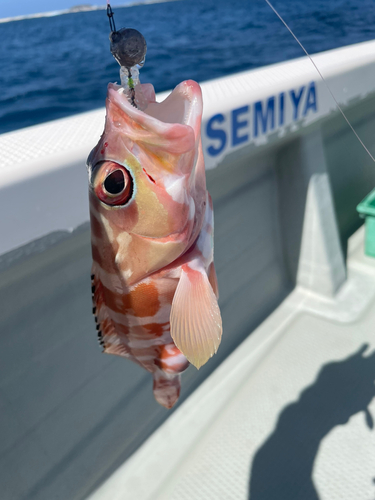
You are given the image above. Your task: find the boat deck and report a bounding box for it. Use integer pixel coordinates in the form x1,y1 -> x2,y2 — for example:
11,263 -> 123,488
3,40 -> 375,500
88,225 -> 375,500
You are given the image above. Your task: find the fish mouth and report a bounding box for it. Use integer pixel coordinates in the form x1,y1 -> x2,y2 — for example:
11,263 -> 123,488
88,79 -> 203,173
141,80 -> 201,129
107,79 -> 203,148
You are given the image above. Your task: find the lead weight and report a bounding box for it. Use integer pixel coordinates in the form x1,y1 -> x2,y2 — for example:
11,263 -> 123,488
109,28 -> 147,68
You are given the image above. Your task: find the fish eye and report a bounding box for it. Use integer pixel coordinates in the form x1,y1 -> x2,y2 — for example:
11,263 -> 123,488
103,169 -> 125,195
93,161 -> 133,207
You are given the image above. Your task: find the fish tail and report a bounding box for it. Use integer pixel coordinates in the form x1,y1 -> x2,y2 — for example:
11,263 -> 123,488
152,369 -> 181,409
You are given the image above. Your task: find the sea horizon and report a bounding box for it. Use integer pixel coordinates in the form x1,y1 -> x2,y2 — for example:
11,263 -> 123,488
0,0 -> 179,24
1,0 -> 374,135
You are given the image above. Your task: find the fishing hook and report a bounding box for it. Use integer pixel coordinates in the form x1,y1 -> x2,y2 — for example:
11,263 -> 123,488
107,2 -> 117,33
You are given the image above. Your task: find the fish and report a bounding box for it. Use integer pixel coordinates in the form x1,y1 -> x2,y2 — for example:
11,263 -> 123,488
87,79 -> 222,409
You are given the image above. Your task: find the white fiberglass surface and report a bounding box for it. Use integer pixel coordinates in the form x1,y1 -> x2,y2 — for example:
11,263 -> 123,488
87,227 -> 375,500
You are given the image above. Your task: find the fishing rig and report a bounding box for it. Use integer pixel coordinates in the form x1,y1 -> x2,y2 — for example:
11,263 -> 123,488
105,0 -> 374,164
106,2 -> 147,109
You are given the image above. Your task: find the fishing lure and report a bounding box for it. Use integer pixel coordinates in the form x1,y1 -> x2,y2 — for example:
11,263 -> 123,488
87,11 -> 222,409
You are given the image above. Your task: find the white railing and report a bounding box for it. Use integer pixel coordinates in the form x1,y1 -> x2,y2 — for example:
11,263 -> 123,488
1,39 -> 375,256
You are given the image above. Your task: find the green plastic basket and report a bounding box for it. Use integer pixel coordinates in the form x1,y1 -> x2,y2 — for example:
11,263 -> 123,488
357,188 -> 375,258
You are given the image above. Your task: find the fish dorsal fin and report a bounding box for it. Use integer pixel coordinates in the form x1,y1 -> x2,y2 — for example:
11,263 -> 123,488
170,264 -> 222,369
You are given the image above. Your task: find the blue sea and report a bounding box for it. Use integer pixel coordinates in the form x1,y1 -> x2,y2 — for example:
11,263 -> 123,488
1,0 -> 375,135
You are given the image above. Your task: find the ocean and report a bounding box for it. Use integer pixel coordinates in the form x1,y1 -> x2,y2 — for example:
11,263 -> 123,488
1,0 -> 375,135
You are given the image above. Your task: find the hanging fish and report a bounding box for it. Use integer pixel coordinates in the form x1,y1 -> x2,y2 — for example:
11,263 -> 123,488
87,71 -> 222,408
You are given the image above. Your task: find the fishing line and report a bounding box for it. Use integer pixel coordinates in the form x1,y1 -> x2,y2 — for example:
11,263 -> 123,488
264,0 -> 375,163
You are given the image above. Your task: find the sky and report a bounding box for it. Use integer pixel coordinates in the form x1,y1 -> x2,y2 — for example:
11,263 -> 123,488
0,0 -> 144,19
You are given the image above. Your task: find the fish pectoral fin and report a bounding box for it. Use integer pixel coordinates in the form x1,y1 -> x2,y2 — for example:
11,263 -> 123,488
170,264 -> 222,369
